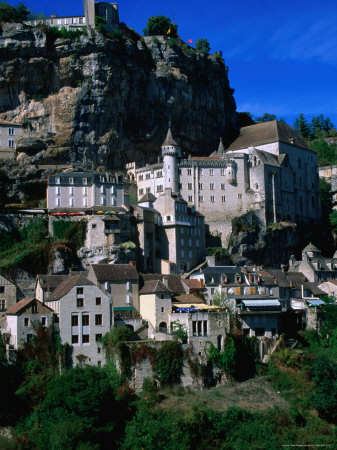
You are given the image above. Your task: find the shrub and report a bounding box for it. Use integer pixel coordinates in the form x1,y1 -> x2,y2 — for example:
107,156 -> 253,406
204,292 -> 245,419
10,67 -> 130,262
170,321 -> 187,343
167,38 -> 177,48
151,36 -> 160,45
195,38 -> 210,55
52,220 -> 86,250
154,341 -> 183,385
143,15 -> 178,37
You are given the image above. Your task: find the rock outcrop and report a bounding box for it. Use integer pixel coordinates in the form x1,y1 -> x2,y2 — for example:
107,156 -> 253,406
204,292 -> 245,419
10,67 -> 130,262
0,23 -> 238,176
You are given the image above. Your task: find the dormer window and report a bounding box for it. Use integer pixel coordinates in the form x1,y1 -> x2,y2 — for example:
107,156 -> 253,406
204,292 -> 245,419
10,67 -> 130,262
55,177 -> 60,185
69,178 -> 74,185
83,178 -> 87,185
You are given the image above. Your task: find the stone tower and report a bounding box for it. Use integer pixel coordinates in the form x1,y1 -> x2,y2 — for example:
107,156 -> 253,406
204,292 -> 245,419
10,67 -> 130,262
161,128 -> 181,192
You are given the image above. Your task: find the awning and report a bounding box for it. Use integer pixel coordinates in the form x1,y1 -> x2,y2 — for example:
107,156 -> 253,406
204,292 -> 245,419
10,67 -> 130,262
114,306 -> 135,311
242,300 -> 280,307
306,299 -> 325,306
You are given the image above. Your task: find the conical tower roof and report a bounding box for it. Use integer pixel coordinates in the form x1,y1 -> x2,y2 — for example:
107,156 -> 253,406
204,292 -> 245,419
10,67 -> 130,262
217,137 -> 225,156
302,242 -> 320,253
162,128 -> 178,147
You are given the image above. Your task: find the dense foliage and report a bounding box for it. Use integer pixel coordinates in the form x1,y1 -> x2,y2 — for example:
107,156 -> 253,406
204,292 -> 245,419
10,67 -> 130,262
311,139 -> 337,166
52,219 -> 87,250
294,113 -> 336,141
143,15 -> 178,37
195,38 -> 210,55
0,1 -> 29,23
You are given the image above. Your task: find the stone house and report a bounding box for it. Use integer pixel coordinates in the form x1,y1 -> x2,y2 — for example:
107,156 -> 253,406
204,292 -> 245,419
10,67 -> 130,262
87,264 -> 139,323
169,307 -> 229,354
0,274 -> 17,314
128,122 -> 321,244
318,279 -> 337,297
35,274 -> 68,303
288,243 -> 337,283
46,273 -> 112,367
0,120 -> 22,160
3,298 -> 54,349
27,0 -> 119,30
47,171 -> 127,210
139,279 -> 173,334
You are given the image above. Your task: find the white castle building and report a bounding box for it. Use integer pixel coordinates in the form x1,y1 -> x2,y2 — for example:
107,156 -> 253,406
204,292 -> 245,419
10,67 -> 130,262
127,122 -> 321,244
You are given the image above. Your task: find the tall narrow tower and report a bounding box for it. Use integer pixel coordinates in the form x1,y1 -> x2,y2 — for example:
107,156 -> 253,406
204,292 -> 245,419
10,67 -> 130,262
161,128 -> 181,192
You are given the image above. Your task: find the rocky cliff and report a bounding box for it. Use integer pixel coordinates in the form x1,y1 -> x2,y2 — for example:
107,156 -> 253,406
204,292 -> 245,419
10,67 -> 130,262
0,23 -> 238,174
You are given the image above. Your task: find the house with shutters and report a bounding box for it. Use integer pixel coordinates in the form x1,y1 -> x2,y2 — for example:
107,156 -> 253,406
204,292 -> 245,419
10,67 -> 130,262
46,273 -> 112,367
0,274 -> 17,315
2,298 -> 54,349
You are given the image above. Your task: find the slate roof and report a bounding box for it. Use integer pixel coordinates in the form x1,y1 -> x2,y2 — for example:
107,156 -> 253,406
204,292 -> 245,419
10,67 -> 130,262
226,121 -> 313,152
302,242 -> 320,253
140,280 -> 172,295
162,128 -> 178,147
138,193 -> 157,203
254,149 -> 280,167
140,274 -> 188,295
202,266 -> 242,285
90,264 -> 138,282
48,274 -> 94,301
36,274 -> 68,289
259,269 -> 290,288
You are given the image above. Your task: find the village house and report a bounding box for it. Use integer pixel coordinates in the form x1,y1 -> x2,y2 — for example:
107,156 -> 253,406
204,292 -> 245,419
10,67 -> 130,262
87,264 -> 141,330
2,298 -> 54,349
35,274 -> 68,303
46,273 -> 112,367
288,243 -> 337,283
0,274 -> 17,315
0,120 -> 22,160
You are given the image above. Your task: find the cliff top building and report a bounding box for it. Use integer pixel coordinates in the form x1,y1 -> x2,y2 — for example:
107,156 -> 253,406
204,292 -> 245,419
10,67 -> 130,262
128,122 -> 321,244
27,0 -> 119,31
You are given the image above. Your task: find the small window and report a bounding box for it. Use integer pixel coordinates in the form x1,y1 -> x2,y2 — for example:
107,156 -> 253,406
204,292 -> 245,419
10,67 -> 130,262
77,298 -> 84,308
210,195 -> 215,203
95,314 -> 102,326
32,303 -> 37,314
69,177 -> 74,185
210,168 -> 214,176
222,195 -> 226,202
82,314 -> 89,326
97,347 -> 101,354
92,224 -> 96,229
238,193 -> 242,200
210,183 -> 214,190
72,335 -> 79,344
72,315 -> 78,326
8,139 -> 15,147
96,297 -> 101,305
77,287 -> 83,295
96,333 -> 102,342
24,318 -> 29,327
221,183 -> 226,190
188,195 -> 193,202
161,307 -> 164,313
55,177 -> 60,185
0,286 -> 4,293
199,183 -> 203,190
199,195 -> 204,202
83,178 -> 87,185
41,317 -> 47,327
82,335 -> 89,344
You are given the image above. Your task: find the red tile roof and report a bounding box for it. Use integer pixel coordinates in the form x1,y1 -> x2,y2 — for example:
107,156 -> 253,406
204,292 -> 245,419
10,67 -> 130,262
6,298 -> 35,315
48,274 -> 94,301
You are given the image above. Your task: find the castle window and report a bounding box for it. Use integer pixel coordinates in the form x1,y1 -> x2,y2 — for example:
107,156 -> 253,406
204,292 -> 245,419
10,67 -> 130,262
156,185 -> 163,192
156,171 -> 162,178
83,187 -> 87,196
69,186 -> 74,195
69,177 -> 74,185
188,195 -> 193,202
221,169 -> 225,176
100,185 -> 104,193
55,186 -> 60,195
222,195 -> 226,202
8,127 -> 15,135
199,183 -> 203,190
187,168 -> 192,175
69,198 -> 74,207
199,195 -> 204,202
221,183 -> 226,190
8,140 -> 14,147
83,178 -> 87,185
210,169 -> 214,176
56,198 -> 60,207
138,174 -> 143,181
146,187 -> 151,193
146,173 -> 150,180
210,195 -> 215,202
188,183 -> 192,190
210,183 -> 214,190
139,188 -> 144,195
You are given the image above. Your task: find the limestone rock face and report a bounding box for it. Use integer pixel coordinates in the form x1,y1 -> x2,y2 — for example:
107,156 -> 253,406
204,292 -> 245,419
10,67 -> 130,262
0,23 -> 238,173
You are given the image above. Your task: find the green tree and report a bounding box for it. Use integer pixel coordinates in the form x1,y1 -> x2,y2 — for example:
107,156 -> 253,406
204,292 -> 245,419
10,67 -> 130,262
0,1 -> 30,23
195,38 -> 210,55
255,113 -> 277,123
170,321 -> 187,343
143,15 -> 177,37
311,114 -> 335,139
311,139 -> 337,166
294,113 -> 311,140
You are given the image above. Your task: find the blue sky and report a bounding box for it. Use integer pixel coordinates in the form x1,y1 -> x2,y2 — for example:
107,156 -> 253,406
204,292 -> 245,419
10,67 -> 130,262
8,0 -> 337,127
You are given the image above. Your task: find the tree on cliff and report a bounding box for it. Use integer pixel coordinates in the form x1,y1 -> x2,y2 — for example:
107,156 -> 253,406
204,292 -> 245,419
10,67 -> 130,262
196,38 -> 211,55
0,1 -> 30,23
143,15 -> 178,37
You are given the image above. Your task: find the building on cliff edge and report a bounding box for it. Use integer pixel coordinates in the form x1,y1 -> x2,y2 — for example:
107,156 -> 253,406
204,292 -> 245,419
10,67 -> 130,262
127,122 -> 321,244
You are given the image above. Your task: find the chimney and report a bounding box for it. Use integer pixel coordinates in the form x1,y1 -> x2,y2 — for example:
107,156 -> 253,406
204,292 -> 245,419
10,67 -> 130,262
163,276 -> 169,287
